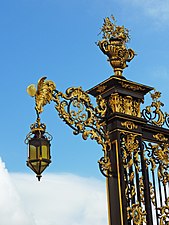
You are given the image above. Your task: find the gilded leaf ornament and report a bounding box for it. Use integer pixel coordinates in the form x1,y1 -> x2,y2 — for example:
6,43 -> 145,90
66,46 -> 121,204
142,90 -> 169,127
52,86 -> 112,177
121,121 -> 138,130
127,203 -> 146,225
119,82 -> 146,91
143,138 -> 169,185
157,198 -> 169,225
96,85 -> 107,93
99,15 -> 130,43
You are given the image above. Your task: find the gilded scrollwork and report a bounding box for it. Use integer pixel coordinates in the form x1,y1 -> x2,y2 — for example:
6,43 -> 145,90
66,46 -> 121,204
139,177 -> 145,204
121,133 -> 140,175
52,86 -> 112,177
27,77 -> 112,177
127,203 -> 146,225
143,137 -> 169,185
96,85 -> 107,93
142,90 -> 169,128
149,182 -> 156,206
119,81 -> 146,91
153,133 -> 168,142
157,198 -> 169,225
120,132 -> 149,224
121,121 -> 138,130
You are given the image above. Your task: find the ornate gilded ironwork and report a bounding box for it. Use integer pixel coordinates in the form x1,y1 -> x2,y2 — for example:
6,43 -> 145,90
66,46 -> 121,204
27,77 -> 56,114
127,203 -> 146,225
120,132 -> 150,224
25,117 -> 52,144
98,16 -> 135,76
109,93 -> 141,117
153,133 -> 168,142
119,81 -> 146,91
143,139 -> 169,184
157,198 -> 169,225
142,90 -> 169,127
142,133 -> 169,224
149,182 -> 156,206
27,78 -> 112,177
52,87 -> 112,177
96,85 -> 107,93
121,121 -> 138,130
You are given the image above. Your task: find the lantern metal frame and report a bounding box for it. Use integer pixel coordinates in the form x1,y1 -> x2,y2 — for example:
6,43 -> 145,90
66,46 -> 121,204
25,117 -> 52,181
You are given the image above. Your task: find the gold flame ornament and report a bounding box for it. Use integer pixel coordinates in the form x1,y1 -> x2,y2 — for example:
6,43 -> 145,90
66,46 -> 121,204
98,16 -> 135,77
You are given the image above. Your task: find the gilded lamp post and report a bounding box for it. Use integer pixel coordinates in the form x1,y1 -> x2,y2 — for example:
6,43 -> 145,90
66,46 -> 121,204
25,16 -> 169,225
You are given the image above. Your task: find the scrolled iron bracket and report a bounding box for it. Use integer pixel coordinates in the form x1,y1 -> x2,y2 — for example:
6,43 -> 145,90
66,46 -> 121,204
27,77 -> 112,177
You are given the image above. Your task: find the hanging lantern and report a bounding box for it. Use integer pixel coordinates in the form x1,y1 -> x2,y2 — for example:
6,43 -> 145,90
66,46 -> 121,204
25,118 -> 52,181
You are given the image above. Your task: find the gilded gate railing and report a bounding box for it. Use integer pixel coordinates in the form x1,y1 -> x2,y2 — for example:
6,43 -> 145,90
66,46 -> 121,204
119,132 -> 169,225
117,90 -> 169,225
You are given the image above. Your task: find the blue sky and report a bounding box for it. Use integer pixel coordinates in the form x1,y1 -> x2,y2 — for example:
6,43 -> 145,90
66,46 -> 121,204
1,0 -> 169,224
1,0 -> 169,178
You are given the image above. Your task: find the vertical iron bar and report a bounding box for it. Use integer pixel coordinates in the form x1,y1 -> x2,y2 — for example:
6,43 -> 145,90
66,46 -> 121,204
140,137 -> 153,225
152,169 -> 159,225
163,184 -> 168,201
158,177 -> 163,207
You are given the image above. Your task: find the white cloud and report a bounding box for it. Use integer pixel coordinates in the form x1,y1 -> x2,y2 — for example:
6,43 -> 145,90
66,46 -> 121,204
123,0 -> 169,23
0,158 -> 107,225
0,158 -> 36,225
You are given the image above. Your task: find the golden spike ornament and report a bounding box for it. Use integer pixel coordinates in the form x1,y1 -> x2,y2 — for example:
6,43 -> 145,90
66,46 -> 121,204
98,16 -> 135,77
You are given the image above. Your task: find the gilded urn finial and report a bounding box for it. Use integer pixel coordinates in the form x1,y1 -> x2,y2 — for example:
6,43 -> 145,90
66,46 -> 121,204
98,16 -> 135,77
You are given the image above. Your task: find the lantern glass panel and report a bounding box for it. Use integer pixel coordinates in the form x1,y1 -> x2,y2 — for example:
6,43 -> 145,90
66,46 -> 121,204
42,144 -> 49,159
29,145 -> 36,160
40,161 -> 48,173
31,161 -> 40,173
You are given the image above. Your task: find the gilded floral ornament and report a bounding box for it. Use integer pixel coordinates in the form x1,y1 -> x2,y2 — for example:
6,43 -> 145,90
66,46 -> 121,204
143,138 -> 169,185
153,133 -> 168,142
121,121 -> 138,130
142,90 -> 169,127
99,16 -> 130,44
98,16 -> 135,76
122,133 -> 139,154
121,133 -> 140,174
157,198 -> 169,225
127,203 -> 146,225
